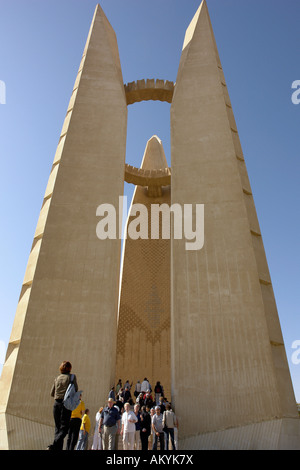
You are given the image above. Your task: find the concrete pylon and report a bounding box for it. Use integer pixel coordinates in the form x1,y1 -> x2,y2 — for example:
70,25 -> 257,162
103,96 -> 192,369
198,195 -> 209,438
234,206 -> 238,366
170,0 -> 300,449
115,136 -> 171,399
0,4 -> 127,450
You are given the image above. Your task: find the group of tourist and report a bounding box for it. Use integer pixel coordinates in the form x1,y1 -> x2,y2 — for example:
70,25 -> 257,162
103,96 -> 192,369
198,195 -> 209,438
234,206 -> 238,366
47,362 -> 178,451
93,378 -> 178,451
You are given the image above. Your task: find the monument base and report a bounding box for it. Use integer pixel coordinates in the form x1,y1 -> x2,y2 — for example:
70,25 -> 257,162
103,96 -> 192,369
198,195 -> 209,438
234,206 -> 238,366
1,411 -> 299,450
0,412 -> 53,450
179,417 -> 300,450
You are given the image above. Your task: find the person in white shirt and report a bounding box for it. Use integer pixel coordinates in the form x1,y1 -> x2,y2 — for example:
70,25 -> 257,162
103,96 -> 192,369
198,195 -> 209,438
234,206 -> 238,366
141,378 -> 150,394
121,403 -> 137,450
134,380 -> 141,398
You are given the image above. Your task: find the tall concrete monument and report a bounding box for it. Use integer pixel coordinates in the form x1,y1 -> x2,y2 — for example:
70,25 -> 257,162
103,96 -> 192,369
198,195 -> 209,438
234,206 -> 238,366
0,1 -> 299,450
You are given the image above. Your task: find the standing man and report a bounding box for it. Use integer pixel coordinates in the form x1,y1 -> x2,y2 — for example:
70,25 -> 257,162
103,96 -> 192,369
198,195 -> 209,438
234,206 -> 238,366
108,386 -> 115,401
152,406 -> 165,450
141,378 -> 150,394
134,380 -> 141,399
140,405 -> 151,451
99,398 -> 121,450
122,386 -> 132,405
116,379 -> 122,396
162,404 -> 177,450
121,403 -> 137,450
154,381 -> 163,405
133,404 -> 141,450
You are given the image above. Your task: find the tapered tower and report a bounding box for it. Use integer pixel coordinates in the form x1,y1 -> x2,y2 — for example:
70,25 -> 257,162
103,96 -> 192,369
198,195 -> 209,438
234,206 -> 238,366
170,0 -> 299,449
116,135 -> 171,399
0,4 -> 127,449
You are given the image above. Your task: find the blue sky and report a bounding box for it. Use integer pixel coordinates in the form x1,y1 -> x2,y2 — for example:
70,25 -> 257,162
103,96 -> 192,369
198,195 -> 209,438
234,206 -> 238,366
0,0 -> 299,403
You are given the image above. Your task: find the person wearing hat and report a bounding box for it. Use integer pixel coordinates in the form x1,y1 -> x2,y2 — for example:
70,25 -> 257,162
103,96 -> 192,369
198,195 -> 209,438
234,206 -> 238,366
99,398 -> 121,450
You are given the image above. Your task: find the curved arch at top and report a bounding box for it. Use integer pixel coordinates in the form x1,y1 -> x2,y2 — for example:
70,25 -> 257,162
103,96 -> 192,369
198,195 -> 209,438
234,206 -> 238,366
124,79 -> 175,105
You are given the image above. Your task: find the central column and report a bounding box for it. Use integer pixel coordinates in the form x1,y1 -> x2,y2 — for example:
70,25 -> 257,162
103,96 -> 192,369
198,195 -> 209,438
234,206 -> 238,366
116,136 -> 171,400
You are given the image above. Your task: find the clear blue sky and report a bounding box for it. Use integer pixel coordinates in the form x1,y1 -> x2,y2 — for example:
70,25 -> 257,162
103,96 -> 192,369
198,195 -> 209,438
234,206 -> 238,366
0,0 -> 299,403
